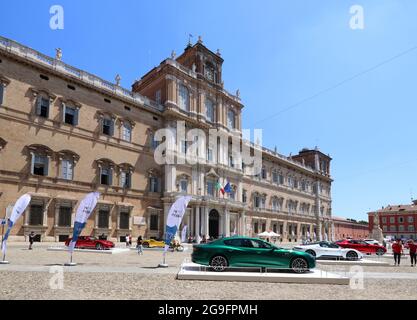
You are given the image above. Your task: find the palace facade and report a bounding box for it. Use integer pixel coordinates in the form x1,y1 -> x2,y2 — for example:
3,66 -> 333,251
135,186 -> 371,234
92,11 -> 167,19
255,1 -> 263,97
0,36 -> 333,242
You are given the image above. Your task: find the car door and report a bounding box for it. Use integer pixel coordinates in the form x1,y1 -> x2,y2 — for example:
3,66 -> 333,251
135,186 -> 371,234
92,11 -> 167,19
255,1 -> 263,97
248,239 -> 286,267
222,239 -> 254,266
320,242 -> 342,258
358,241 -> 373,253
84,237 -> 95,249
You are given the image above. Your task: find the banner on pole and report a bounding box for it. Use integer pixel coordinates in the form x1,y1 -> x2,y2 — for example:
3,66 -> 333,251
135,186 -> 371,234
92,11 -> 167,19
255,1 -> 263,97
68,192 -> 100,253
1,194 -> 32,254
164,196 -> 192,251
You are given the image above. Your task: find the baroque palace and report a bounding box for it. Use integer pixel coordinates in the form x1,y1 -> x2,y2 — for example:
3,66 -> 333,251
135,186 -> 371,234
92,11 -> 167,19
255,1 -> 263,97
0,35 -> 333,242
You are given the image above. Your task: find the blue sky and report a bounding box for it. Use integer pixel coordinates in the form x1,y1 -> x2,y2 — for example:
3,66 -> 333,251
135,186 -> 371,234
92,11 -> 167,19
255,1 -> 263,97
1,0 -> 416,220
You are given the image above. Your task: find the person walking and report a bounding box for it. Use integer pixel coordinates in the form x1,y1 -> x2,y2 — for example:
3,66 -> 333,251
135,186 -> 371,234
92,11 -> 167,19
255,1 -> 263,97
392,238 -> 403,266
408,240 -> 417,267
28,231 -> 35,250
137,236 -> 143,255
125,234 -> 130,247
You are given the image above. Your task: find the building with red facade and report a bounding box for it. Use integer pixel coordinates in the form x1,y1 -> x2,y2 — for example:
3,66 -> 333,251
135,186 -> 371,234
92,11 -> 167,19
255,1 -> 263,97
332,216 -> 369,240
368,200 -> 417,240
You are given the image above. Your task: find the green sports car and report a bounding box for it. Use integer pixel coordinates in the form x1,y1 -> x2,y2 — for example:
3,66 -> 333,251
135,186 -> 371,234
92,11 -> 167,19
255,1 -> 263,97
191,236 -> 316,273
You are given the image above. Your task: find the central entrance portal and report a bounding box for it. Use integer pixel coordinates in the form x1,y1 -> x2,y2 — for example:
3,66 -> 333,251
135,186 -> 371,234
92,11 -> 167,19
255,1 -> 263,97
209,209 -> 220,239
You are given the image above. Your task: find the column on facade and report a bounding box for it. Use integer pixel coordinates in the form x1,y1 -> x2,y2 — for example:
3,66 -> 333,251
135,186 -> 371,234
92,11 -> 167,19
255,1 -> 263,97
224,209 -> 230,237
166,76 -> 177,106
165,165 -> 176,193
202,206 -> 209,237
283,221 -> 288,241
194,206 -> 200,237
240,211 -> 246,236
163,203 -> 170,238
297,222 -> 302,240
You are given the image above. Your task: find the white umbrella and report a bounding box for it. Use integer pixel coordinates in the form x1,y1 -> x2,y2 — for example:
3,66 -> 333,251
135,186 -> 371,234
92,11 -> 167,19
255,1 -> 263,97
268,231 -> 280,237
258,231 -> 270,238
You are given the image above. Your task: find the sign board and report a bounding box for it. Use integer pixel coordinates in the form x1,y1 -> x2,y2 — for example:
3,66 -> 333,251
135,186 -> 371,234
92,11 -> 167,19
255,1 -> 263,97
133,216 -> 146,226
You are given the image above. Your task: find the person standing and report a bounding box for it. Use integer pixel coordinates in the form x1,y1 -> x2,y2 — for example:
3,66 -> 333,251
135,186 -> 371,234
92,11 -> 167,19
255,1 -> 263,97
408,240 -> 417,267
125,234 -> 130,247
392,239 -> 403,266
28,231 -> 35,250
137,236 -> 143,255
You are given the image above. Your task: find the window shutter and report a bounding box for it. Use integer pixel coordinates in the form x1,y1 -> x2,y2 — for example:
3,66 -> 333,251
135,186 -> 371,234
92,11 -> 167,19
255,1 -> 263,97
127,174 -> 131,188
30,154 -> 35,174
36,97 -> 42,116
0,85 -> 3,105
62,102 -> 67,123
74,108 -> 79,126
109,119 -> 114,136
108,168 -> 113,185
44,157 -> 49,176
62,160 -> 67,179
68,161 -> 73,180
120,172 -> 124,187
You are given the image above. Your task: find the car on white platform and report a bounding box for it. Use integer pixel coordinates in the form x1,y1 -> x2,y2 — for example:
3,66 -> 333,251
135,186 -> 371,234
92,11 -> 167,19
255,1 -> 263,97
293,241 -> 363,261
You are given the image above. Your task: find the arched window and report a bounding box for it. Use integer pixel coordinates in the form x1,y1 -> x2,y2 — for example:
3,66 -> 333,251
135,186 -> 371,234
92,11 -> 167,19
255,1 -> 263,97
178,84 -> 190,111
205,63 -> 216,82
96,158 -> 115,186
205,98 -> 215,122
122,122 -> 132,142
57,150 -> 80,181
227,108 -> 236,129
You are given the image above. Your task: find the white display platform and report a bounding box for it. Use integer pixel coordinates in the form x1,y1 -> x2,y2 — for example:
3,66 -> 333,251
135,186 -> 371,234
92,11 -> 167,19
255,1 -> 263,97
47,247 -> 130,254
317,259 -> 390,266
177,262 -> 349,285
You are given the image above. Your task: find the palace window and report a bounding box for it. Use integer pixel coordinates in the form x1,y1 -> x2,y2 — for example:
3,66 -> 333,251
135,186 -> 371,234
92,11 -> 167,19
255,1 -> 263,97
36,96 -> 50,118
390,217 -> 395,223
150,132 -> 159,150
227,108 -> 236,129
409,225 -> 415,232
229,186 -> 236,200
254,194 -> 261,208
207,180 -> 215,197
97,160 -> 115,186
63,104 -> 79,126
119,211 -> 130,230
261,167 -> 267,180
58,206 -> 72,227
204,63 -> 216,82
279,174 -> 284,185
155,90 -> 161,104
205,98 -> 215,122
61,159 -> 74,180
102,117 -> 114,136
242,189 -> 247,203
272,171 -> 278,183
398,217 -> 404,223
29,204 -> 44,226
120,171 -> 132,189
98,209 -> 109,228
32,154 -> 49,176
150,214 -> 159,231
149,177 -> 159,193
382,217 -> 387,223
253,222 -> 259,234
179,85 -> 190,111
122,122 -> 132,142
408,216 -> 414,223
207,148 -> 213,162
180,179 -> 188,193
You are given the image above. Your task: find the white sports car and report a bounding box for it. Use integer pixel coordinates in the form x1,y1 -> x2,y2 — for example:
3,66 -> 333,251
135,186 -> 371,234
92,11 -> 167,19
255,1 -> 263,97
293,241 -> 363,261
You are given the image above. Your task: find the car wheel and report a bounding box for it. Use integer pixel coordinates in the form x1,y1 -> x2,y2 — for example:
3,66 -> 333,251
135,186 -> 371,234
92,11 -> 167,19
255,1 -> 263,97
376,248 -> 385,256
143,242 -> 150,248
95,243 -> 103,250
291,257 -> 309,273
210,255 -> 229,272
306,250 -> 316,257
346,251 -> 358,261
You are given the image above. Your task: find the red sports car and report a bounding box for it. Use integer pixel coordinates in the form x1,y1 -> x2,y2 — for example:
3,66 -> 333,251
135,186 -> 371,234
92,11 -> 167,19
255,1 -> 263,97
336,239 -> 386,255
64,236 -> 115,250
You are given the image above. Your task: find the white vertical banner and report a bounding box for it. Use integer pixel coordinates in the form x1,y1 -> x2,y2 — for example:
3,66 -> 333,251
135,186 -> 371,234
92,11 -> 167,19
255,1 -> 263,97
1,194 -> 32,254
181,225 -> 187,243
164,196 -> 192,251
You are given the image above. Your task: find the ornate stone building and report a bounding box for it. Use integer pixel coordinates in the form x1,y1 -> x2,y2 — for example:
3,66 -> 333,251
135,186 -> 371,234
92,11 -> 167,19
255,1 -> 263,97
0,35 -> 333,242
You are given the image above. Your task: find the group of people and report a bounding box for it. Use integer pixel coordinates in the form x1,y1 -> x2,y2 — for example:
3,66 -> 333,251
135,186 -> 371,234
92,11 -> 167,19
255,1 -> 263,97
391,238 -> 417,266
